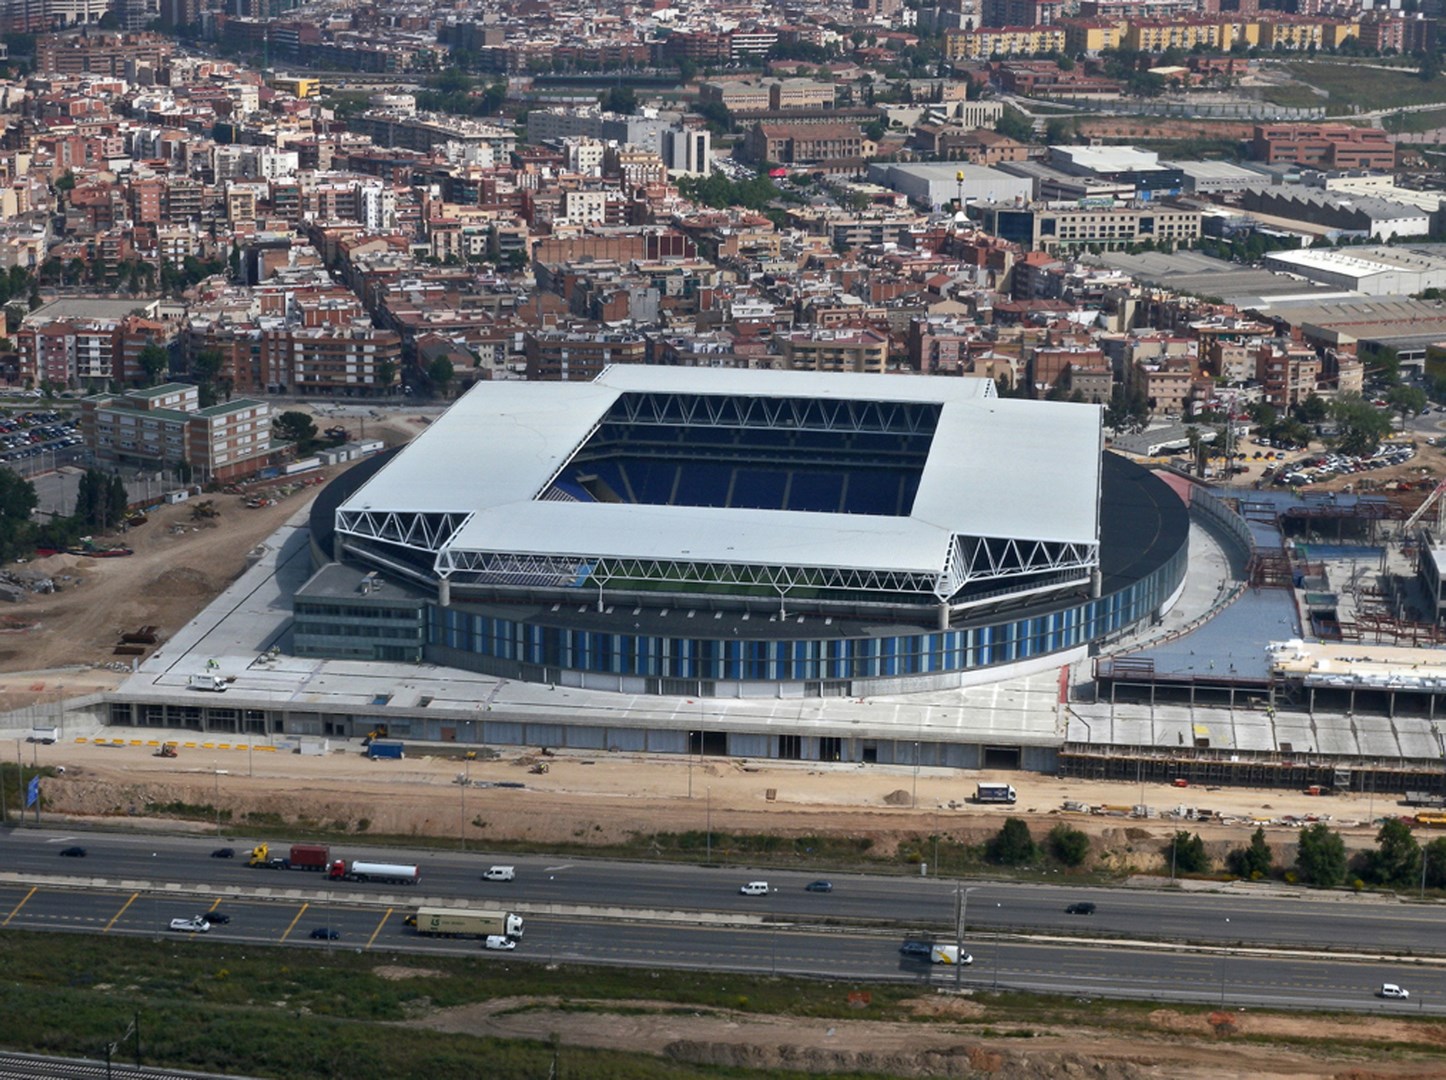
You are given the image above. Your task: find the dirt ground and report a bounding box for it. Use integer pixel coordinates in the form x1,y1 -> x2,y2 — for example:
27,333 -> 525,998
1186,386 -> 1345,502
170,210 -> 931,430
35,733 -> 1398,867
0,407 -> 426,712
411,991 -> 1446,1078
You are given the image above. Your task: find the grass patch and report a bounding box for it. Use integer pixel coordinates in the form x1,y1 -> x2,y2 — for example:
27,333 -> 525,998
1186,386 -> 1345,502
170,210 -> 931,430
0,931 -> 926,1079
1388,107 -> 1446,135
1284,62 -> 1446,110
1259,82 -> 1325,109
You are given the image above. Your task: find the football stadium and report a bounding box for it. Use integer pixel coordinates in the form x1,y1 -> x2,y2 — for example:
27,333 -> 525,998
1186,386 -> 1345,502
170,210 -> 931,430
293,367 -> 1189,700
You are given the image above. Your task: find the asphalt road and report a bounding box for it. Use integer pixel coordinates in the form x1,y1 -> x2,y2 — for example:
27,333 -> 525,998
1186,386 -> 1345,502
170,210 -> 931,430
4,828 -> 1443,957
1,877 -> 1442,1014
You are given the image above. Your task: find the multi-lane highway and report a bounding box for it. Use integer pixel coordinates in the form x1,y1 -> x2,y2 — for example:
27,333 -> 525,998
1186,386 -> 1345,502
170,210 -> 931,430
3,827 -> 1445,1012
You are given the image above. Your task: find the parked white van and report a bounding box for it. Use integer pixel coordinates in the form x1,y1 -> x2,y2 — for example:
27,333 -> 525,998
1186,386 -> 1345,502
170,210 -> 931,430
483,866 -> 516,881
739,881 -> 770,896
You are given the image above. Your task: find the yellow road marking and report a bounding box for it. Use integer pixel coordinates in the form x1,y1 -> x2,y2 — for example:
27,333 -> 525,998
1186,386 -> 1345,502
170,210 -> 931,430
365,907 -> 392,949
2,886 -> 37,927
104,892 -> 139,932
280,901 -> 308,943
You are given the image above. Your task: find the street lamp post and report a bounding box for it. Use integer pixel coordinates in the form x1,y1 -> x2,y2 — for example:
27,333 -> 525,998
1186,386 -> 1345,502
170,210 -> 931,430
912,741 -> 919,808
1220,917 -> 1230,1006
460,756 -> 470,851
688,731 -> 694,800
706,787 -> 712,864
212,764 -> 224,837
955,885 -> 978,991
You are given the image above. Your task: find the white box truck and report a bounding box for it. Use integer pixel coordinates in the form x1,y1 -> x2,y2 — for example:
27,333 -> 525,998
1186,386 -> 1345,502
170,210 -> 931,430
406,907 -> 524,939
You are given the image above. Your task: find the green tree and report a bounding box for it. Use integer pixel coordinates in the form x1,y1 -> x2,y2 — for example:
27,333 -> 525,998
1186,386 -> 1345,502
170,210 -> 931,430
54,170 -> 75,192
0,469 -> 37,560
1165,831 -> 1209,874
137,343 -> 169,385
1365,818 -> 1421,887
601,85 -> 637,114
1047,823 -> 1090,867
1424,836 -> 1446,889
1329,394 -> 1394,456
1226,826 -> 1273,879
273,410 -> 317,444
428,355 -> 455,397
1044,116 -> 1077,145
1293,394 -> 1328,424
994,106 -> 1035,143
1296,822 -> 1347,887
1387,384 -> 1428,430
985,817 -> 1038,865
377,358 -> 397,393
1421,51 -> 1440,81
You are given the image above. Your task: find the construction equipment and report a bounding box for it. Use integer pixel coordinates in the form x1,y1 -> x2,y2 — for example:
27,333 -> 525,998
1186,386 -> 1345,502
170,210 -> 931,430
1403,479 -> 1446,536
529,762 -> 549,774
361,724 -> 389,747
157,742 -> 178,758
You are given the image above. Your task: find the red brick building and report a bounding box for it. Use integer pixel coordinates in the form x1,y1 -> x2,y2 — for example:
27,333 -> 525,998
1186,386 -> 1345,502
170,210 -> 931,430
1250,124 -> 1395,170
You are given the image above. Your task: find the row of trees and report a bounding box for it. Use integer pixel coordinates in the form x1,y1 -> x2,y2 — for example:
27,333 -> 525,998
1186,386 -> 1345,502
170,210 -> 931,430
1168,819 -> 1446,890
979,814 -> 1446,894
1,469 -> 133,561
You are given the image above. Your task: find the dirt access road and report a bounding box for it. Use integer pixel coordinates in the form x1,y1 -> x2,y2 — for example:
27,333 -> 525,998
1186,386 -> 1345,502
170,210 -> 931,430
0,408 -> 426,713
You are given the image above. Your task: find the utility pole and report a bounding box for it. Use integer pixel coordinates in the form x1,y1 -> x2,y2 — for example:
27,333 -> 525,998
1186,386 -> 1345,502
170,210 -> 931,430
706,787 -> 712,864
955,886 -> 976,992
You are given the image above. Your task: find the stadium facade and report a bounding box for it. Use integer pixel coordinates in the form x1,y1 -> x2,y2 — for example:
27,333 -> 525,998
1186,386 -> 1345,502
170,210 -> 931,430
293,368 -> 1189,699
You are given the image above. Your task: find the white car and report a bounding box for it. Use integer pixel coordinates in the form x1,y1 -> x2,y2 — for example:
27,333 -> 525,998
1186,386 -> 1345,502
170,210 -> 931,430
484,935 -> 515,951
169,917 -> 209,933
1379,983 -> 1410,999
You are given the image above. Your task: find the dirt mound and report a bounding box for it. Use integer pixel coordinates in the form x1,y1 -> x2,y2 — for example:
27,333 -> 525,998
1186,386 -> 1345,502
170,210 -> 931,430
904,996 -> 987,1020
146,567 -> 217,597
883,789 -> 913,806
374,965 -> 444,981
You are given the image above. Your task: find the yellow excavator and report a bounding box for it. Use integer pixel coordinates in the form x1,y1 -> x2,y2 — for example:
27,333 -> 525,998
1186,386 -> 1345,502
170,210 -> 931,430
362,724 -> 389,747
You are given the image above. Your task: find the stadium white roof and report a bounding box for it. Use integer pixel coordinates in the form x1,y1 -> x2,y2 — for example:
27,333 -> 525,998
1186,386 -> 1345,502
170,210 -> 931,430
336,368 -> 1102,607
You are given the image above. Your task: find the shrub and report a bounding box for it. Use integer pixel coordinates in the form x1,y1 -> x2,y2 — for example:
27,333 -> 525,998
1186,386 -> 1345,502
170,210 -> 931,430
986,818 -> 1037,866
1047,823 -> 1090,867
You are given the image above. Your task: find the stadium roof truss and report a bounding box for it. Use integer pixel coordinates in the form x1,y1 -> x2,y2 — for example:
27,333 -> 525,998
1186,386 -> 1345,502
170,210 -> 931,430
334,368 -> 1103,613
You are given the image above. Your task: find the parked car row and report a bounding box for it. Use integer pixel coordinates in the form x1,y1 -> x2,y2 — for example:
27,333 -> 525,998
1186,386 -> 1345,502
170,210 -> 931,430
0,410 -> 80,464
1276,446 -> 1415,487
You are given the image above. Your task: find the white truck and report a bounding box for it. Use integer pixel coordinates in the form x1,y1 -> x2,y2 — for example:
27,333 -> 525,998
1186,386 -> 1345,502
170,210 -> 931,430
406,906 -> 524,939
188,674 -> 227,692
169,916 -> 210,933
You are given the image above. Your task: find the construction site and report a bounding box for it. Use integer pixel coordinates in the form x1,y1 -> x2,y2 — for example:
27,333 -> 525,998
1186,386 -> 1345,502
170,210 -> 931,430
1066,463 -> 1446,796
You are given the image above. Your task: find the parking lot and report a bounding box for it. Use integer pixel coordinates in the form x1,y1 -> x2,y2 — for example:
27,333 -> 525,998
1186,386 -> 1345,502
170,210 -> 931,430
0,409 -> 80,466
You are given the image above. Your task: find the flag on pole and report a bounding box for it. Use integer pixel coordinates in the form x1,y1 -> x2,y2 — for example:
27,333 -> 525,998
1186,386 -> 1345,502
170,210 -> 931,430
25,776 -> 39,808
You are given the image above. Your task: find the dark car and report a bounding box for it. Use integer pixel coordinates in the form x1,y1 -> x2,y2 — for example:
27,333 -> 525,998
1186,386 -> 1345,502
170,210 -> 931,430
804,880 -> 833,893
203,911 -> 231,925
1065,902 -> 1096,915
58,846 -> 87,858
210,847 -> 235,859
899,940 -> 933,959
309,928 -> 340,941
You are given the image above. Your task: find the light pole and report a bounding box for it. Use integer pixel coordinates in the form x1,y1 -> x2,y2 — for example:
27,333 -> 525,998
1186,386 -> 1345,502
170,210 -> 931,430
688,731 -> 694,800
955,885 -> 978,991
212,764 -> 225,837
460,756 -> 470,851
1220,917 -> 1230,1006
706,786 -> 712,864
992,903 -> 1001,991
912,740 -> 919,808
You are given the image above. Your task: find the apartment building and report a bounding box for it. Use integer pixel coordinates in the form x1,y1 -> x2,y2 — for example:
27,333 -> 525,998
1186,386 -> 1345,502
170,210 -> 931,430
976,201 -> 1202,252
523,329 -> 647,381
945,25 -> 1066,59
781,329 -> 889,373
81,383 -> 278,481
